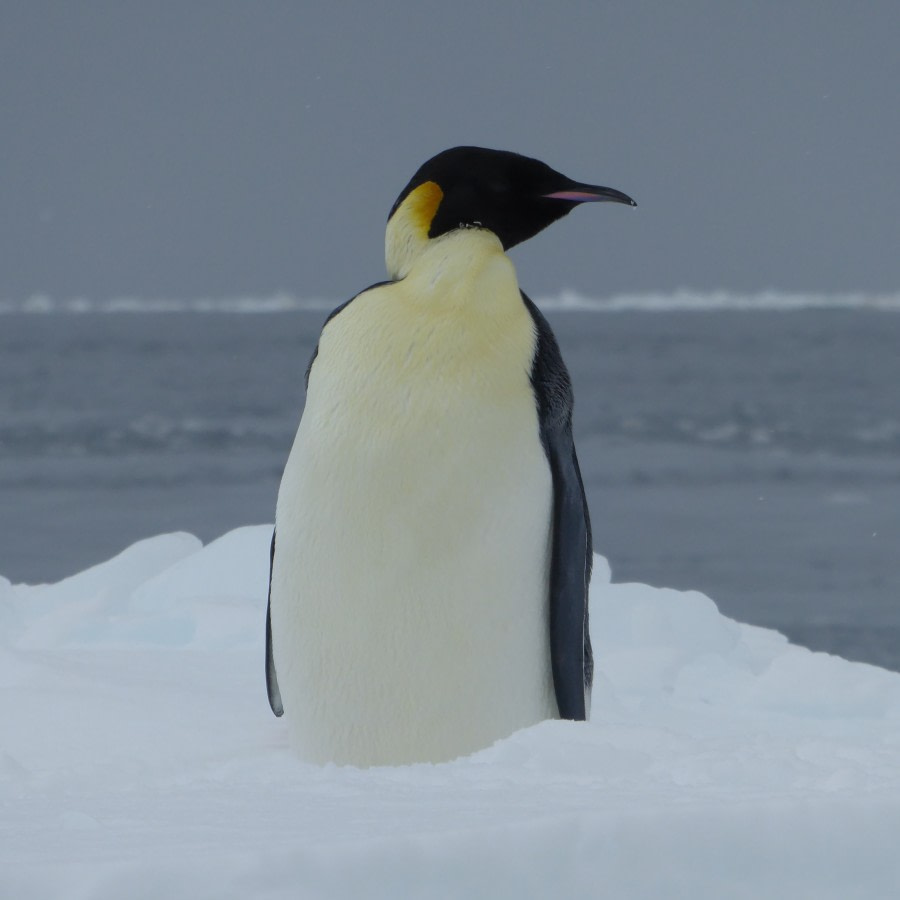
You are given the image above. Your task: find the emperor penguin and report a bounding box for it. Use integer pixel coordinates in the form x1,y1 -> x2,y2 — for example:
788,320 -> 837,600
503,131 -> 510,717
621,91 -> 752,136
266,146 -> 635,766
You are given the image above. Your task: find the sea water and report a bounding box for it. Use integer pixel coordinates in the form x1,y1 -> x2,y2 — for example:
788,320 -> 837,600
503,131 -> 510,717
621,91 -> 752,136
2,297 -> 898,668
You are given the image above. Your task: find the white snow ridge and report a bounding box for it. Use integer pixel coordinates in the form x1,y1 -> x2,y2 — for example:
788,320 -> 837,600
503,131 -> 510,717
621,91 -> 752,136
2,527 -> 900,898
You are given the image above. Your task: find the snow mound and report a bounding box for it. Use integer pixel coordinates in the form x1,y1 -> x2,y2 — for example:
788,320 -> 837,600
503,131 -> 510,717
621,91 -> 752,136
2,528 -> 899,898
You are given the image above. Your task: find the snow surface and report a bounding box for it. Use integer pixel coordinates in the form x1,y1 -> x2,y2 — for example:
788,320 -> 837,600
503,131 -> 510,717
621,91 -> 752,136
3,527 -> 900,898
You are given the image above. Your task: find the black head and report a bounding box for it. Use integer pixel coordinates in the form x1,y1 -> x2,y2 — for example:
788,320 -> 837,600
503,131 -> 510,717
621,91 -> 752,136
388,146 -> 636,252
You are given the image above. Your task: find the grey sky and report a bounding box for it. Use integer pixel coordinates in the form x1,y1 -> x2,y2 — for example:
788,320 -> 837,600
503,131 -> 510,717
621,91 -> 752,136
3,2 -> 899,301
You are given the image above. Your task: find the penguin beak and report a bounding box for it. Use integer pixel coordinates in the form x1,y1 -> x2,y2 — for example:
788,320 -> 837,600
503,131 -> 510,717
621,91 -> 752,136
543,184 -> 637,207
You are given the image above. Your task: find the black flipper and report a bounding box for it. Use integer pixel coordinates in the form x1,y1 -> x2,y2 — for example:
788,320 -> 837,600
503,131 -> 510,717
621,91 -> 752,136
265,529 -> 283,716
522,292 -> 593,720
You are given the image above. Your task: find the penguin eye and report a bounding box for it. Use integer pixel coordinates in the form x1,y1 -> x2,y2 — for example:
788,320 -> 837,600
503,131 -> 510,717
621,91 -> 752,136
486,178 -> 509,194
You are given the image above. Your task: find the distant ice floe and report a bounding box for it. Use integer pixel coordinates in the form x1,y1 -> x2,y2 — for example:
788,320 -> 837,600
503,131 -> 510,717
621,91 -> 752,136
537,288 -> 900,312
3,289 -> 900,314
0,293 -> 333,314
2,527 -> 900,896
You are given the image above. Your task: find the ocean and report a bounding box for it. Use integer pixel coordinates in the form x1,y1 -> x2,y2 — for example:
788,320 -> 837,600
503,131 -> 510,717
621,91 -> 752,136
2,294 -> 898,669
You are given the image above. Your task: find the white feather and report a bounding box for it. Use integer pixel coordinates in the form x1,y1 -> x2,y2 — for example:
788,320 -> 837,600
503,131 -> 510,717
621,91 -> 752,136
271,229 -> 556,765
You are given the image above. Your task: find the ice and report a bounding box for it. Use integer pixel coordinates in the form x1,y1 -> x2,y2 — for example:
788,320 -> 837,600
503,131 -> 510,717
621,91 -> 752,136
3,289 -> 900,315
2,528 -> 899,897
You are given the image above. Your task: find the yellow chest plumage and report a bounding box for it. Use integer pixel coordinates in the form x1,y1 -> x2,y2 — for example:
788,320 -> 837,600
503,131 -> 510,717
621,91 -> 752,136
319,228 -> 536,412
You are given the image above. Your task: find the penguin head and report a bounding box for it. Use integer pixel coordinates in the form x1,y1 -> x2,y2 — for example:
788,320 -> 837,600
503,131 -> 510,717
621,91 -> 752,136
385,146 -> 636,278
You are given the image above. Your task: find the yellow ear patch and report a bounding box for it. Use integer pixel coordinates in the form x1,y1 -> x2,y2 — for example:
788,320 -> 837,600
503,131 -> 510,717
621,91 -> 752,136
385,181 -> 445,279
405,181 -> 444,236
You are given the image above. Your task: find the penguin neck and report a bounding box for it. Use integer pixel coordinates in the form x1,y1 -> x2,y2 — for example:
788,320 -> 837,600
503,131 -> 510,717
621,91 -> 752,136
384,181 -> 517,303
398,228 -> 514,303
385,180 -> 446,279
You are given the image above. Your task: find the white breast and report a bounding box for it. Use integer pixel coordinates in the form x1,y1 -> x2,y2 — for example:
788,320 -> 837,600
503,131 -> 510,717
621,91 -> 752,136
271,230 -> 556,765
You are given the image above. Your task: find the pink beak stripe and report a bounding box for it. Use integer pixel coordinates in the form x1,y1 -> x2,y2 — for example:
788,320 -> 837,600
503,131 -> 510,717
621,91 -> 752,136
543,190 -> 609,202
